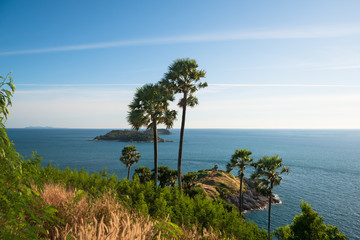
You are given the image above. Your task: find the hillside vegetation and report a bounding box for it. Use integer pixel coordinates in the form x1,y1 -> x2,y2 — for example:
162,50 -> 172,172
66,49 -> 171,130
195,170 -> 241,199
193,170 -> 280,211
34,162 -> 267,239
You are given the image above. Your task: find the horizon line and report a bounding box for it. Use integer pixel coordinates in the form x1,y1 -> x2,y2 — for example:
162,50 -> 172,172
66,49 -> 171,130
7,127 -> 360,130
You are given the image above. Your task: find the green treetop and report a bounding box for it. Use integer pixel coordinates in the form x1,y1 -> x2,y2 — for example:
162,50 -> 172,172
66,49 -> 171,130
276,200 -> 346,240
120,145 -> 141,180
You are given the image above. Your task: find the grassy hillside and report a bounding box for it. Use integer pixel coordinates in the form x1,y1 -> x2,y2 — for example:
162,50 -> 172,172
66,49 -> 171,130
195,170 -> 280,211
196,170 -> 240,198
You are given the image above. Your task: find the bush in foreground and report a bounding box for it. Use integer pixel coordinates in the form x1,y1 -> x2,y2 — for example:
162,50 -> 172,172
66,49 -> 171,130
276,201 -> 346,240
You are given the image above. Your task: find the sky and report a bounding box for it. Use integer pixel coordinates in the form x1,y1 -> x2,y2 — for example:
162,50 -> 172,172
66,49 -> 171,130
1,0 -> 360,129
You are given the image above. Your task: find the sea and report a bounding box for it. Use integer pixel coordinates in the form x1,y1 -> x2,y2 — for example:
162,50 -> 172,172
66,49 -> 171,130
7,128 -> 360,239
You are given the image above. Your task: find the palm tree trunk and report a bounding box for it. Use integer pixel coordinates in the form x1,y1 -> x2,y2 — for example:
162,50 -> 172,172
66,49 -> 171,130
127,166 -> 131,180
268,188 -> 273,240
239,176 -> 243,214
178,91 -> 188,191
153,120 -> 158,186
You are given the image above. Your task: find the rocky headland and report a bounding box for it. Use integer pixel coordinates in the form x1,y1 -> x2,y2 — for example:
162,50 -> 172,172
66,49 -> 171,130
195,170 -> 281,212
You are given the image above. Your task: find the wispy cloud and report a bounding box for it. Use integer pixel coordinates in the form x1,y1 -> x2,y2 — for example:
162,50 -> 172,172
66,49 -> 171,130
17,83 -> 143,87
232,63 -> 360,71
8,82 -> 360,129
1,25 -> 359,56
13,83 -> 360,96
313,65 -> 360,70
210,83 -> 360,88
16,83 -> 360,91
15,88 -> 134,95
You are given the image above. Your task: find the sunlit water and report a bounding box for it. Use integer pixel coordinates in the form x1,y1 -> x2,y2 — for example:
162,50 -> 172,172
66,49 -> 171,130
7,129 -> 360,239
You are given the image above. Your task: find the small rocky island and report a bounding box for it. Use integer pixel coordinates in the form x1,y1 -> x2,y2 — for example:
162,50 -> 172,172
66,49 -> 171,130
195,170 -> 280,211
93,129 -> 173,142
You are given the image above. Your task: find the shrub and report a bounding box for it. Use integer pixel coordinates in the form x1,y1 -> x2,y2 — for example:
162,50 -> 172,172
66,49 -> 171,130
276,201 -> 346,240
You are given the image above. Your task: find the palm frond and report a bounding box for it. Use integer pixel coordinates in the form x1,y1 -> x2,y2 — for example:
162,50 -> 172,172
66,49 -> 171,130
127,83 -> 176,130
251,155 -> 290,195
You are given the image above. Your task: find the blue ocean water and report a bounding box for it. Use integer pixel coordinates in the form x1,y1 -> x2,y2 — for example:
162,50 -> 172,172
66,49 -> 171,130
7,129 -> 360,239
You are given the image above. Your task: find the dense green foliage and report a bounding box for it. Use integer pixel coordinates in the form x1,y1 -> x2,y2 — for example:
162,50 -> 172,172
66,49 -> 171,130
0,73 -> 15,159
157,166 -> 178,187
0,74 -> 58,239
182,171 -> 199,190
134,166 -> 153,183
134,166 -> 200,191
276,201 -> 346,240
94,129 -> 170,142
37,164 -> 268,239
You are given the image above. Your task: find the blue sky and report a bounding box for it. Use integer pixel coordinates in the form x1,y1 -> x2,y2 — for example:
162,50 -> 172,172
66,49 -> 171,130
1,0 -> 359,128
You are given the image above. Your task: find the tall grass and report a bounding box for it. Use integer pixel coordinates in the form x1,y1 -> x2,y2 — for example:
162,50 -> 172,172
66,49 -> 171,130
38,183 -> 223,239
37,183 -> 156,239
34,163 -> 268,239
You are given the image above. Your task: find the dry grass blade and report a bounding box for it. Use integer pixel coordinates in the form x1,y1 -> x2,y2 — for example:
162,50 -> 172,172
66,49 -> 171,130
37,183 -> 226,239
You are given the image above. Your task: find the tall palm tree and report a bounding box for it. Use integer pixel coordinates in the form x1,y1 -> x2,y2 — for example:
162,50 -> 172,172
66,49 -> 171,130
251,155 -> 290,239
226,149 -> 253,214
127,83 -> 176,185
162,58 -> 207,191
120,145 -> 141,180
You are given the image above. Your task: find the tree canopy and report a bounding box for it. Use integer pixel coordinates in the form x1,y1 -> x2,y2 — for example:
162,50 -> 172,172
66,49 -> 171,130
276,201 -> 346,240
127,83 -> 176,131
120,145 -> 141,180
251,155 -> 290,197
162,58 -> 207,108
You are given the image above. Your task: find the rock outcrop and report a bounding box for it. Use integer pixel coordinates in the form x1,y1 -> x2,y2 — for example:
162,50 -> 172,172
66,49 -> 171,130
195,170 -> 281,212
226,178 -> 281,211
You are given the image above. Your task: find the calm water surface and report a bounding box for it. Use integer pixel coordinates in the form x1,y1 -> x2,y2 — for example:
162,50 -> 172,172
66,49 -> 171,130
7,129 -> 360,239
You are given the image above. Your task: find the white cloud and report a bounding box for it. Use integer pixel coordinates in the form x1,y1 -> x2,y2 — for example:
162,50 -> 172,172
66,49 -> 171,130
1,25 -> 359,56
189,93 -> 360,129
209,84 -> 360,88
314,65 -> 360,70
16,83 -> 143,87
7,87 -> 134,128
6,83 -> 360,129
15,88 -> 134,96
